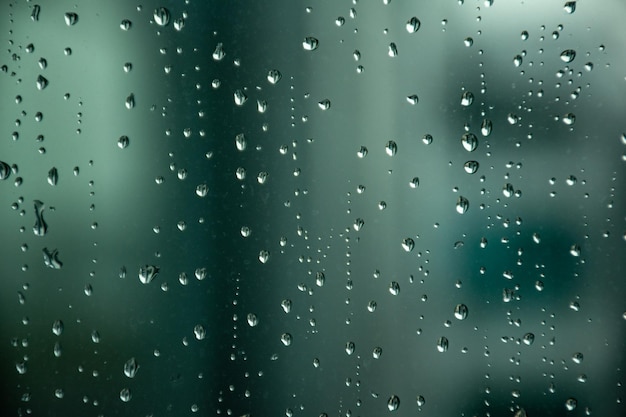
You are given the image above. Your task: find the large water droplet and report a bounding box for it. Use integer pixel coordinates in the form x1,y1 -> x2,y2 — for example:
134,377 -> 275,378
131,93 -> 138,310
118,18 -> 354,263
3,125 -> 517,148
572,352 -> 584,363
406,17 -> 421,33
318,99 -> 331,110
569,244 -> 581,257
33,200 -> 47,236
125,93 -> 135,109
138,265 -> 159,284
119,388 -> 132,402
36,75 -> 48,90
416,395 -> 426,406
522,332 -> 535,345
212,43 -> 225,61
118,135 -> 130,149
565,398 -> 577,411
302,37 -> 319,51
235,133 -> 247,151
402,238 -> 415,252
64,12 -> 78,26
0,161 -> 11,180
406,95 -> 419,105
387,395 -> 400,411
513,55 -> 523,67
123,357 -> 139,378
456,196 -> 469,214
47,167 -> 58,185
194,324 -> 206,340
234,89 -> 248,106
247,313 -> 259,327
563,1 -> 576,14
52,320 -> 64,336
461,133 -> 478,152
43,247 -> 63,269
372,346 -> 383,359
389,281 -> 400,295
281,333 -> 292,346
258,250 -> 270,264
385,140 -> 397,156
560,49 -> 576,63
460,91 -> 474,106
436,336 -> 449,352
31,5 -> 41,21
562,113 -> 576,125
153,7 -> 170,26
281,299 -> 292,313
454,304 -> 468,320
267,69 -> 282,84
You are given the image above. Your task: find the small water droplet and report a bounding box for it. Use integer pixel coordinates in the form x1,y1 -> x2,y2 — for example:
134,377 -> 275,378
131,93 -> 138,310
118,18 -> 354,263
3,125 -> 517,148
173,18 -> 185,31
194,324 -> 206,340
335,16 -> 345,26
560,49 -> 576,63
416,395 -> 426,407
357,146 -> 368,158
513,55 -> 523,67
125,93 -> 135,109
565,398 -> 577,411
422,134 -> 433,145
195,184 -> 209,197
406,17 -> 421,33
235,133 -> 247,151
461,133 -> 478,152
119,388 -> 131,402
138,265 -> 159,284
503,183 -> 514,197
463,161 -> 479,174
345,341 -> 355,355
64,12 -> 78,26
47,167 -> 58,186
153,7 -> 170,26
521,30 -> 529,41
52,320 -> 64,336
120,19 -> 132,30
480,119 -> 492,136
523,332 -> 535,345
389,281 -> 400,295
281,299 -> 292,313
572,352 -> 583,363
302,37 -> 319,51
562,113 -> 576,125
569,244 -> 581,257
318,99 -> 331,110
123,357 -> 139,378
353,218 -> 364,231
385,140 -> 397,156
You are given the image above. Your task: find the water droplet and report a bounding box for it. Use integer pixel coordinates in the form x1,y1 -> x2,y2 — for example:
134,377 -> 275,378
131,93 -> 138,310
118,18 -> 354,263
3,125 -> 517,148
522,332 -> 535,345
461,133 -> 478,152
153,7 -> 170,26
353,218 -> 364,231
570,244 -> 581,257
514,409 -> 527,417
117,135 -> 129,149
508,113 -> 520,124
378,201 -> 387,210
315,271 -> 326,287
53,342 -> 62,357
257,171 -> 269,184
372,346 -> 383,359
123,357 -> 139,378
357,146 -> 368,158
258,250 -> 270,264
52,320 -> 64,336
247,313 -> 258,327
16,362 -> 27,375
302,37 -> 319,51
480,237 -> 488,248
267,69 -> 282,84
436,336 -> 449,352
212,43 -> 225,61
503,183 -> 514,197
31,5 -> 41,21
119,388 -> 131,402
44,167 -> 58,186
91,330 -> 100,343
402,238 -> 415,252
565,398 -> 577,411
463,161 -> 479,174
464,37 -> 473,47
566,175 -> 577,186
406,94 -> 419,105
367,301 -> 377,312
389,281 -> 400,295
562,113 -> 576,125
194,324 -> 206,340
409,177 -> 420,188
584,62 -> 593,72
138,265 -> 159,284
513,55 -> 523,67
43,247 -> 63,269
64,12 -> 78,26
406,17 -> 421,33
572,352 -> 583,363
532,233 -> 541,244
281,333 -> 292,346
120,19 -> 132,31
123,62 -> 132,72
36,75 -> 48,90
387,395 -> 400,411
388,43 -> 398,57
235,133 -> 247,151
195,184 -> 209,197
460,91 -> 474,106
563,1 -> 576,14
560,49 -> 576,63
125,93 -> 135,109
345,341 -> 355,355
0,161 -> 11,180
318,99 -> 331,110
521,30 -> 529,41
335,16 -> 345,26
456,196 -> 469,214
454,304 -> 468,320
33,200 -> 47,236
234,89 -> 248,106
173,18 -> 185,31
480,119 -> 493,136
385,140 -> 397,156
422,134 -> 433,145
281,299 -> 292,313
